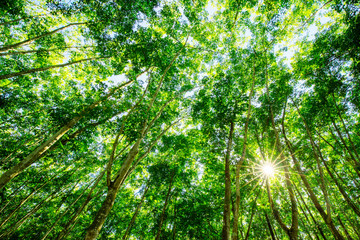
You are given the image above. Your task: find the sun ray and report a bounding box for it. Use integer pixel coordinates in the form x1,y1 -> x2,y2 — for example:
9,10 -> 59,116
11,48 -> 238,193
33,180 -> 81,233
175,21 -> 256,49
240,175 -> 263,189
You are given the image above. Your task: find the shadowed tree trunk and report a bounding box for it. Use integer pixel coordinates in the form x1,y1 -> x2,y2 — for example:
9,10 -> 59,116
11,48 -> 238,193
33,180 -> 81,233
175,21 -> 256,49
282,120 -> 346,240
122,185 -> 149,240
232,58 -> 256,240
155,172 -> 175,240
222,121 -> 234,240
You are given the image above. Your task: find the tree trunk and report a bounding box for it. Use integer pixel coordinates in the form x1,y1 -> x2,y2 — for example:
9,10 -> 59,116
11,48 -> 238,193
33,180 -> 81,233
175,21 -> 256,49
265,212 -> 276,240
266,99 -> 298,240
0,188 -> 58,238
244,188 -> 261,240
337,216 -> 354,240
222,121 -> 234,240
85,137 -> 143,240
319,148 -> 360,217
331,93 -> 360,161
294,184 -> 328,240
294,104 -> 332,221
122,185 -> 149,240
55,171 -> 104,240
0,57 -> 101,80
155,172 -> 175,240
0,79 -> 133,190
0,22 -> 86,52
232,58 -> 256,240
282,122 -> 345,240
0,45 -> 94,56
40,179 -> 95,240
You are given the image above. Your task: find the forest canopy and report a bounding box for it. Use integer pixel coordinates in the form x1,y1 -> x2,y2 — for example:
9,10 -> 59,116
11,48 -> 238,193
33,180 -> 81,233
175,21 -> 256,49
0,0 -> 359,239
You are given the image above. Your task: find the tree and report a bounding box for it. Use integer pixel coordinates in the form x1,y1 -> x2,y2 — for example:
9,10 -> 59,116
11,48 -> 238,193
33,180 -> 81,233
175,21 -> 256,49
1,0 -> 359,239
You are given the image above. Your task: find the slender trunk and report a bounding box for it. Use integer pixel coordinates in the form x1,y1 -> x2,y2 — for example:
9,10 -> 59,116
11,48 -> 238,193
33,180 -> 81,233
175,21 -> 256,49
244,188 -> 261,240
222,121 -> 234,240
294,188 -> 320,240
0,45 -> 94,56
320,150 -> 360,217
0,188 -> 58,239
330,117 -> 359,165
267,99 -> 298,240
265,212 -> 276,240
172,198 -> 177,240
337,216 -> 353,240
84,54 -> 180,239
0,175 -> 53,228
0,57 -> 101,80
266,179 -> 297,240
84,137 -> 143,240
331,93 -> 360,161
282,122 -> 345,240
294,184 -> 328,240
40,179 -> 95,240
0,22 -> 86,52
122,185 -> 149,240
232,57 -> 256,240
0,167 -> 45,214
294,103 -> 331,220
0,78 -> 134,190
107,80 -> 151,187
155,173 -> 175,240
55,171 -> 104,240
343,214 -> 360,239
264,53 -> 298,240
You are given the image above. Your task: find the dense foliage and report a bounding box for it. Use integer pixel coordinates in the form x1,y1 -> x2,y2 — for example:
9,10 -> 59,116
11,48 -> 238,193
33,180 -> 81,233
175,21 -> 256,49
0,0 -> 359,239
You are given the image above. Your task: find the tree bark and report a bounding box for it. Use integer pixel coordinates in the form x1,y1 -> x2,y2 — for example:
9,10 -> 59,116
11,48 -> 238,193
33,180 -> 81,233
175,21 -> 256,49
232,57 -> 256,240
294,103 -> 332,221
222,121 -> 234,240
282,121 -> 345,240
55,171 -> 104,240
337,216 -> 354,240
265,212 -> 277,240
155,172 -> 175,240
266,99 -> 298,240
122,185 -> 149,240
40,178 -> 95,240
244,187 -> 261,240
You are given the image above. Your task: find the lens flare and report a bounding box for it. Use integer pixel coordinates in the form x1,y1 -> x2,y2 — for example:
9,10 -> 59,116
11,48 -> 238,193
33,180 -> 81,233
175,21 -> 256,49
261,162 -> 275,178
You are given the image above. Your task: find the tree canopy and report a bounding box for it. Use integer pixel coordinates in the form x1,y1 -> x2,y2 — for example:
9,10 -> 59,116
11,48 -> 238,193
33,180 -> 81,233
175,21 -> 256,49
0,0 -> 359,239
